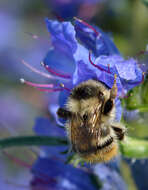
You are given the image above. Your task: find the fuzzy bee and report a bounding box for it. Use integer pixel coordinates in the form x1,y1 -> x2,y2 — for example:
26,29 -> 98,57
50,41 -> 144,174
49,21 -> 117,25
57,75 -> 126,162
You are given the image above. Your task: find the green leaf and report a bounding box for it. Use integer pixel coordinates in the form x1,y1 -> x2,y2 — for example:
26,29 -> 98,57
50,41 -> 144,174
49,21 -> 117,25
120,136 -> 148,159
142,0 -> 148,6
0,136 -> 68,149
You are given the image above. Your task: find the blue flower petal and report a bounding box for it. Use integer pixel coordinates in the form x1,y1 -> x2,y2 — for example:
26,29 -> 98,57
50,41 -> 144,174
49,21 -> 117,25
45,18 -> 77,55
44,48 -> 75,75
31,158 -> 97,190
93,164 -> 127,190
74,19 -> 120,57
115,99 -> 123,122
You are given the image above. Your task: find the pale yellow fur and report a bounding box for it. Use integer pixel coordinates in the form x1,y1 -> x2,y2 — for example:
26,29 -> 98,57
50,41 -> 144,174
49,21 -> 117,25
65,79 -> 124,162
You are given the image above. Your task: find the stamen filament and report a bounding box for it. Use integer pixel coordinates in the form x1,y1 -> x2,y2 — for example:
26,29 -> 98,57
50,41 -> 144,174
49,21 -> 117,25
127,72 -> 145,85
5,180 -> 29,189
2,150 -> 31,168
53,12 -> 65,22
136,50 -> 148,57
89,52 -> 111,74
20,78 -> 54,88
108,64 -> 110,73
74,17 -> 99,36
21,60 -> 55,79
25,32 -> 39,39
41,62 -> 71,79
36,87 -> 64,92
60,83 -> 71,92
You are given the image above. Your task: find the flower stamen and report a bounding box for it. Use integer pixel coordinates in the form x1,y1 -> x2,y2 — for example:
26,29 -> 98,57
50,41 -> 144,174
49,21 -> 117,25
21,60 -> 55,79
41,62 -> 71,79
25,32 -> 39,40
135,50 -> 148,57
20,78 -> 71,93
73,17 -> 100,36
2,150 -> 31,168
89,51 -> 111,74
60,83 -> 71,92
127,72 -> 145,85
5,180 -> 29,189
20,78 -> 54,88
35,87 -> 64,92
108,64 -> 110,73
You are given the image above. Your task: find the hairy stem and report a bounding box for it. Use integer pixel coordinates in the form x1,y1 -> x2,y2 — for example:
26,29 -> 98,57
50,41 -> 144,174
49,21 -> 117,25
120,136 -> 148,159
0,136 -> 68,149
0,135 -> 148,159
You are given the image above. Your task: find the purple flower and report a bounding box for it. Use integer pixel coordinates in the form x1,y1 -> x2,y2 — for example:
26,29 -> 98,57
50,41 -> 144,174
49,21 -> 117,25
31,158 -> 97,190
93,163 -> 127,190
22,18 -> 144,123
41,18 -> 143,122
45,18 -> 143,92
20,18 -> 144,190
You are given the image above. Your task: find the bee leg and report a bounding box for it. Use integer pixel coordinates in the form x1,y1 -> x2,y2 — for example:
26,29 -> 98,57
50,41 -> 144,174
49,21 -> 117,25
111,123 -> 126,141
57,107 -> 72,120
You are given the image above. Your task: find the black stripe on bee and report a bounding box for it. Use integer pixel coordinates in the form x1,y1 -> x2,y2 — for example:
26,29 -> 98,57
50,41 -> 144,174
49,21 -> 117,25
112,126 -> 125,140
70,85 -> 98,100
74,137 -> 113,154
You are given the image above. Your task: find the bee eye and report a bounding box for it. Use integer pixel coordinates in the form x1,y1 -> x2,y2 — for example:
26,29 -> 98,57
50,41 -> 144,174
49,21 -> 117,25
103,99 -> 113,115
57,108 -> 72,119
83,114 -> 88,121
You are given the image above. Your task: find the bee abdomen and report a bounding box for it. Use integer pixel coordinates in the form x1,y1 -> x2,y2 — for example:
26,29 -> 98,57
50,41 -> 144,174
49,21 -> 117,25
74,137 -> 114,155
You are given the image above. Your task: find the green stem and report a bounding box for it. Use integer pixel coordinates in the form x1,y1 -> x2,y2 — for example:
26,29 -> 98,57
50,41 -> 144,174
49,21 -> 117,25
0,136 -> 68,149
1,135 -> 148,159
120,136 -> 148,159
127,105 -> 148,112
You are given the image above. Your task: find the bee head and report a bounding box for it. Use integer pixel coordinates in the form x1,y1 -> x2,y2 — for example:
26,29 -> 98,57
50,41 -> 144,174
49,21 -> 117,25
57,79 -> 117,125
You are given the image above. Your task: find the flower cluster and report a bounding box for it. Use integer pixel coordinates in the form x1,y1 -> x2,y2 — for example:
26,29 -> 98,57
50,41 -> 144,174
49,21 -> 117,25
21,17 -> 144,190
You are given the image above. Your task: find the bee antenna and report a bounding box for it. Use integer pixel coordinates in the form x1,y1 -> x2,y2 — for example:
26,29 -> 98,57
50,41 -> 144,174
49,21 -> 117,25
73,17 -> 100,37
110,74 -> 118,99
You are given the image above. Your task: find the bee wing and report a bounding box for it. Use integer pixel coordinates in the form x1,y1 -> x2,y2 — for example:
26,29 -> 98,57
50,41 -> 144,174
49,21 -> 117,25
70,103 -> 103,153
70,113 -> 84,152
86,103 -> 102,131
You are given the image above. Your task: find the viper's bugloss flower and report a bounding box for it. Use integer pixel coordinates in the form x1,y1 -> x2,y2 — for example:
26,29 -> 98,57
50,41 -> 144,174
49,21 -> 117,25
20,18 -> 144,190
41,18 -> 143,122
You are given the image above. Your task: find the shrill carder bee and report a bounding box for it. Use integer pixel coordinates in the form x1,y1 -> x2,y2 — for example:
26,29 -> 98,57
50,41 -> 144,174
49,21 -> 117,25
57,75 -> 126,163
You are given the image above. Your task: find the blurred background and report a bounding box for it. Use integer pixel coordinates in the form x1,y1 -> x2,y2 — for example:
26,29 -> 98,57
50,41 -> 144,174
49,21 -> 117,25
0,0 -> 148,189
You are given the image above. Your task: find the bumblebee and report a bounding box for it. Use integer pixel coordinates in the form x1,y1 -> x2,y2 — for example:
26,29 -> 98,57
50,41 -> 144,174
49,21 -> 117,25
57,76 -> 126,162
